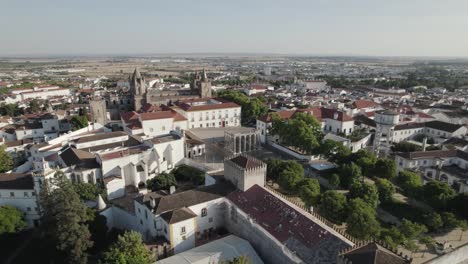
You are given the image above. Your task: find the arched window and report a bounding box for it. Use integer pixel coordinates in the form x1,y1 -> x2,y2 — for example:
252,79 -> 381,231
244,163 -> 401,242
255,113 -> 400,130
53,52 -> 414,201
201,208 -> 207,217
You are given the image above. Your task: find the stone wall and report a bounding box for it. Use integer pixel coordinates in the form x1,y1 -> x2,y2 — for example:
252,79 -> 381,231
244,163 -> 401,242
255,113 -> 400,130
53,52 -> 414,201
223,201 -> 304,264
424,243 -> 468,264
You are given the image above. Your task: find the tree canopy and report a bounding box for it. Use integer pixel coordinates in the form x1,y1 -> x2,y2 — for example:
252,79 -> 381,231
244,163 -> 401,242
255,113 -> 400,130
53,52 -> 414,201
297,178 -> 320,207
346,198 -> 380,240
0,145 -> 13,173
0,205 -> 27,234
373,158 -> 396,179
338,162 -> 362,188
318,190 -> 348,224
40,171 -> 93,263
348,182 -> 379,209
422,181 -> 456,210
276,160 -> 304,192
70,115 -> 89,130
147,172 -> 177,192
396,170 -> 422,195
375,178 -> 395,204
100,231 -> 152,264
217,90 -> 267,125
270,112 -> 323,154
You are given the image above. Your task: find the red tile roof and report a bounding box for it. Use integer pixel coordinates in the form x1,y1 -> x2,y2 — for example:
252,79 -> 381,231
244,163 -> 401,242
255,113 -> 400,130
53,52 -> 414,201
353,100 -> 377,109
257,110 -> 296,123
228,185 -> 351,263
140,111 -> 175,121
258,107 -> 353,123
229,155 -> 264,169
121,111 -> 139,123
417,112 -> 434,119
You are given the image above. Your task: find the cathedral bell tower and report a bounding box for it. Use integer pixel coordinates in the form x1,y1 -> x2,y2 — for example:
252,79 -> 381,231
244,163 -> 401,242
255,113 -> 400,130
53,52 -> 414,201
129,68 -> 147,111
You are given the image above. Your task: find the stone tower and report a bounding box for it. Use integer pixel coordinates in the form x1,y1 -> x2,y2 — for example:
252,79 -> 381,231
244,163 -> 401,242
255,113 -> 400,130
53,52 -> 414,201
199,69 -> 212,98
224,154 -> 266,192
129,68 -> 147,111
190,69 -> 212,98
89,98 -> 107,126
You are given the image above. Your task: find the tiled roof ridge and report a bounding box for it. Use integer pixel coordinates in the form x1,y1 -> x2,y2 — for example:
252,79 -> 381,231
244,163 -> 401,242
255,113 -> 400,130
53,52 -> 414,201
264,185 -> 357,245
338,239 -> 412,263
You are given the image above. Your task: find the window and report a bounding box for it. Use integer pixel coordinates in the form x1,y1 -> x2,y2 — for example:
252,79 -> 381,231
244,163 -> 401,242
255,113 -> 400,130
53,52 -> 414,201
162,126 -> 166,131
209,217 -> 213,223
27,207 -> 31,212
138,208 -> 141,214
163,157 -> 166,162
10,192 -> 14,197
140,220 -> 143,225
154,220 -> 157,229
150,128 -> 154,132
24,192 -> 28,197
145,210 -> 148,219
201,208 -> 207,217
181,226 -> 186,234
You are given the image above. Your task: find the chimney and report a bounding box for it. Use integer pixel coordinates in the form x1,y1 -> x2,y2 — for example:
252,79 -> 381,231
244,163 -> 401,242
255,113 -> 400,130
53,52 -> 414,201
422,137 -> 427,152
169,186 -> 176,194
150,197 -> 156,208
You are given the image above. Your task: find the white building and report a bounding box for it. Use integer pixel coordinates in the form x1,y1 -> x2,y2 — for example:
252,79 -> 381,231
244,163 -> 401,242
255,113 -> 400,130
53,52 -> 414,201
395,149 -> 468,193
0,173 -> 40,228
174,98 -> 241,129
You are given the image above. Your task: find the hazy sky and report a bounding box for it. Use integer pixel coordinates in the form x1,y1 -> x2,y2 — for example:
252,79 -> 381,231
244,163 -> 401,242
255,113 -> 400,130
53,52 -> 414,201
1,0 -> 468,57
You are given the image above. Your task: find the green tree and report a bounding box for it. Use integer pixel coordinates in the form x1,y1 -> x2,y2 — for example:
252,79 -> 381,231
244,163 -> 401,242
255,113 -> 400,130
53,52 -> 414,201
265,158 -> 287,181
400,219 -> 428,240
396,170 -> 422,195
172,165 -> 205,185
40,171 -> 93,264
0,205 -> 27,234
319,139 -> 352,164
72,182 -> 107,201
380,227 -> 406,248
88,212 -> 109,252
70,115 -> 89,130
338,162 -> 362,188
318,190 -> 347,224
422,181 -> 455,210
375,178 -> 395,204
29,99 -> 41,113
348,182 -> 379,209
441,212 -> 464,229
423,212 -> 443,231
101,231 -> 152,264
353,150 -> 377,176
328,173 -> 340,188
373,158 -> 396,179
0,145 -> 13,173
1,103 -> 23,117
449,193 -> 468,220
277,160 -> 304,192
392,142 -> 422,152
270,112 -> 323,154
147,172 -> 177,191
297,178 -> 320,207
346,198 -> 380,240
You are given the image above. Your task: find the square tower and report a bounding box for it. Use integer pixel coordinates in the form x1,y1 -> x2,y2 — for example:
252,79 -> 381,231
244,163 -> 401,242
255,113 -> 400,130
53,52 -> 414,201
224,154 -> 266,191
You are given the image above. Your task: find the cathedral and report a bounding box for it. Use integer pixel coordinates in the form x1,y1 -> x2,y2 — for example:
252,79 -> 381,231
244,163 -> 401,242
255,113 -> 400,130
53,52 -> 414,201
130,68 -> 212,110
